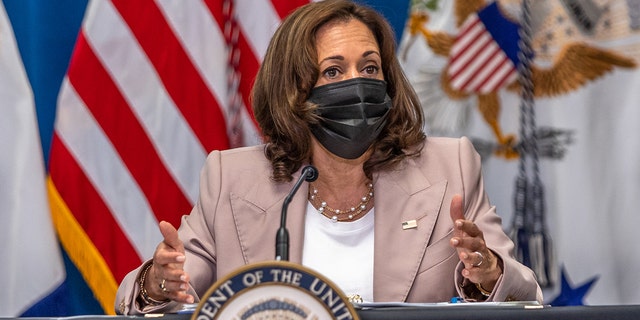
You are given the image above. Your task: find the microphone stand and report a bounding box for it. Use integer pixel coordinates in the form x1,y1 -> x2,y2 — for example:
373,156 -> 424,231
275,165 -> 318,261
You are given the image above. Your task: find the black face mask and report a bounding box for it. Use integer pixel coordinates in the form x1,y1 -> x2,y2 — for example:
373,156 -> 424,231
308,77 -> 392,159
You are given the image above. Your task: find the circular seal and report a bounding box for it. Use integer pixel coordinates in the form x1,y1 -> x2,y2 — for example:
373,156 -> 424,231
191,261 -> 360,320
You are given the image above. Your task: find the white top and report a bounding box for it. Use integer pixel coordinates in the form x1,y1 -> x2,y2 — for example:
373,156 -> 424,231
302,201 -> 375,302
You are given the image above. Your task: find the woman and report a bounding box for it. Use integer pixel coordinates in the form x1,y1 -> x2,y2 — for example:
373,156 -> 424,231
115,0 -> 542,314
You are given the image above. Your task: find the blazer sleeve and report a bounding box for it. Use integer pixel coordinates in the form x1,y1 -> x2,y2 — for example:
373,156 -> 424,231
453,137 -> 543,303
115,151 -> 224,315
114,260 -> 197,315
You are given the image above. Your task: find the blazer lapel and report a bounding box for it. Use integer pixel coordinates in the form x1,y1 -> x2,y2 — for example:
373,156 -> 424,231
230,170 -> 309,265
373,159 -> 447,302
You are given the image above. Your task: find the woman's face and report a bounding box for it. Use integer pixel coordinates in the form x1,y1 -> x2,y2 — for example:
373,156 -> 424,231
314,18 -> 384,87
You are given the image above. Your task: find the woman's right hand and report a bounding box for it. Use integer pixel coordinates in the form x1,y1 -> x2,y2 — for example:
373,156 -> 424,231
144,221 -> 194,304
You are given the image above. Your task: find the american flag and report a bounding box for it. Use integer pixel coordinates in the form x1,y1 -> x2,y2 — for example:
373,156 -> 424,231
447,2 -> 521,94
47,0 -> 309,314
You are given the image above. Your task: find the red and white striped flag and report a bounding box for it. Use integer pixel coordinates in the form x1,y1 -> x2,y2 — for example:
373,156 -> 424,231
47,0 -> 309,314
447,2 -> 520,94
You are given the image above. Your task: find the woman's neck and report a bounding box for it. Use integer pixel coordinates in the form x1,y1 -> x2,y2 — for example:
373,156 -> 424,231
311,141 -> 369,188
309,140 -> 373,214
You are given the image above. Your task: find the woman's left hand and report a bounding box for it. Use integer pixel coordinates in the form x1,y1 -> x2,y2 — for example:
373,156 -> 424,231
449,194 -> 503,291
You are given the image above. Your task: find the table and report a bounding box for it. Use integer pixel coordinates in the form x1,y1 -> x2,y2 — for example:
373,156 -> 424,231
356,304 -> 639,319
10,305 -> 640,320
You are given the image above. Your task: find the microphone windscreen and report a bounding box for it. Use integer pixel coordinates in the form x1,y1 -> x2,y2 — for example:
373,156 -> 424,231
303,165 -> 318,182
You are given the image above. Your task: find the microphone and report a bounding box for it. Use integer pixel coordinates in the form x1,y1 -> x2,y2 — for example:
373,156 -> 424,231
275,165 -> 318,261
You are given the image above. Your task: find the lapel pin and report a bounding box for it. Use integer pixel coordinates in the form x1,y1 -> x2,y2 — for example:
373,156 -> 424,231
402,219 -> 417,230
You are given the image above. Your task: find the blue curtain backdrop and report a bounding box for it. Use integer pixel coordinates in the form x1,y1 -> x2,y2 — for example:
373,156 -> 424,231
3,0 -> 408,315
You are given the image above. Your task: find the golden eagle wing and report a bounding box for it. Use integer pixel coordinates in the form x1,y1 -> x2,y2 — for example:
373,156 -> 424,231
425,31 -> 455,57
507,42 -> 637,97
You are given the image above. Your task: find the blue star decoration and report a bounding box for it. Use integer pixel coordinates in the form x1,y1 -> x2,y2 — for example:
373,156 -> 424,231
549,266 -> 599,306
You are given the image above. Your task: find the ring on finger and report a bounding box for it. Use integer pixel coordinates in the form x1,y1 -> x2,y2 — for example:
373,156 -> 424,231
160,279 -> 170,294
472,251 -> 484,267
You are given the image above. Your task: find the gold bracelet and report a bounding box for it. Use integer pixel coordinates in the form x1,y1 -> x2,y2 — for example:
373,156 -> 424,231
138,263 -> 168,305
475,282 -> 492,297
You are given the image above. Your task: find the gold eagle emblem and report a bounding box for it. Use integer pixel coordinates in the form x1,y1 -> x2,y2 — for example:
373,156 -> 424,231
405,0 -> 637,158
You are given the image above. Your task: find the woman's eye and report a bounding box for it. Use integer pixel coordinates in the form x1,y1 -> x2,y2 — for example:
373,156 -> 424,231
323,67 -> 339,78
363,65 -> 379,75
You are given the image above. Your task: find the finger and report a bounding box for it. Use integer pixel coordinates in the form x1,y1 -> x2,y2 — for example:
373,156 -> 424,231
146,264 -> 189,301
459,250 -> 485,268
153,249 -> 186,266
159,275 -> 190,292
460,252 -> 501,285
157,270 -> 194,304
455,219 -> 483,238
449,194 -> 464,232
156,267 -> 189,283
159,221 -> 184,252
166,290 -> 195,304
461,266 -> 484,282
450,233 -> 486,252
158,276 -> 193,303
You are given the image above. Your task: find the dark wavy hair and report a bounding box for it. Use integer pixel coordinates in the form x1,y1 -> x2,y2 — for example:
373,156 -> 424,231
252,0 -> 425,182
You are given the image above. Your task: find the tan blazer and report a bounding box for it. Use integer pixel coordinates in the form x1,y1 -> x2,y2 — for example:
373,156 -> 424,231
116,137 -> 543,314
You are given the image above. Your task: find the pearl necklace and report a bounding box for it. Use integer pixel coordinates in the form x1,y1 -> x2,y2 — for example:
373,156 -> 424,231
308,182 -> 374,222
